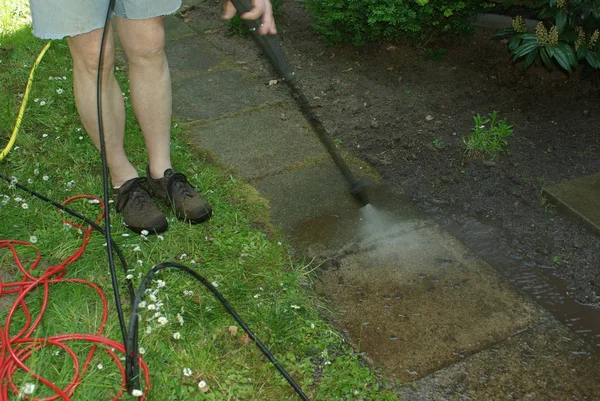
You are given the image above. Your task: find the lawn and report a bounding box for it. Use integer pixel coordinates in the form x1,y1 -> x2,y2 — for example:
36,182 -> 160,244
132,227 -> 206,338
0,1 -> 398,400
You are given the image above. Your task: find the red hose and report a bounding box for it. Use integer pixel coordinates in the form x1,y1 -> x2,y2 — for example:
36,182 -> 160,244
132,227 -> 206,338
0,195 -> 151,400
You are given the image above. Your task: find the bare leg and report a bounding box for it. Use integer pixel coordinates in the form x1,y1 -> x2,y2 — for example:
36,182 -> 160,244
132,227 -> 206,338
115,16 -> 173,180
67,25 -> 138,187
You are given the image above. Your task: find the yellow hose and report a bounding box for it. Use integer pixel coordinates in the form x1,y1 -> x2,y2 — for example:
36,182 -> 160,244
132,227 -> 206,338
0,40 -> 52,162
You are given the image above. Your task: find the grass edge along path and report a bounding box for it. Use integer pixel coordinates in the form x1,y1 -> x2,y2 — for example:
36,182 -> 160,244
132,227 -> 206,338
0,2 -> 400,400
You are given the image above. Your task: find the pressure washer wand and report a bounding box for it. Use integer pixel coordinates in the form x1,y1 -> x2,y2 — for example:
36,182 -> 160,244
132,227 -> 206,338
229,0 -> 369,207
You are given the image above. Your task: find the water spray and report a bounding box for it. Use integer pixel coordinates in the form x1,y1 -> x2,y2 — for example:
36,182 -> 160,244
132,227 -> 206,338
230,0 -> 370,207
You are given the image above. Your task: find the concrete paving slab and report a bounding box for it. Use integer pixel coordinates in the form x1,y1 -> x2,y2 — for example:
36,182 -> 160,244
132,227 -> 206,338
544,172 -> 600,234
474,13 -> 538,31
164,15 -> 195,41
166,35 -> 224,74
399,314 -> 600,400
253,162 -> 370,234
184,104 -> 329,180
171,69 -> 274,121
292,184 -> 428,258
314,222 -> 540,382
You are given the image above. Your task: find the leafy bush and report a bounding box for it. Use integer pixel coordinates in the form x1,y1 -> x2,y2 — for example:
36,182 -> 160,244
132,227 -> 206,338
497,0 -> 600,72
304,0 -> 489,46
463,111 -> 514,158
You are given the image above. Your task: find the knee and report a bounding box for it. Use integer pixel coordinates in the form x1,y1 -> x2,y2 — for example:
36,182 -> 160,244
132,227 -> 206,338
124,28 -> 166,66
68,32 -> 115,76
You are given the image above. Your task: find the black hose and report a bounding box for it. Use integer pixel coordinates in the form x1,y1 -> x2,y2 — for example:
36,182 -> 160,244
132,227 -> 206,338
228,0 -> 369,207
92,3 -> 311,399
125,263 -> 311,400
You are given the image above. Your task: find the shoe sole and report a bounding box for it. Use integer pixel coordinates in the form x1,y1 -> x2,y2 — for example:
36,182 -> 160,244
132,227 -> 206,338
127,221 -> 169,234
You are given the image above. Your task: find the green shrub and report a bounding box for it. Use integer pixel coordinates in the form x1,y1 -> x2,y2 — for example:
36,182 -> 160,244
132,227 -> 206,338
304,0 -> 489,46
463,111 -> 514,158
497,0 -> 600,72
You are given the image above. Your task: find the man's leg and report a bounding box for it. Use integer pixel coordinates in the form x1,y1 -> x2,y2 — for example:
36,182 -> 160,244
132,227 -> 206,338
67,25 -> 138,187
115,16 -> 212,224
114,16 -> 172,180
68,24 -> 168,234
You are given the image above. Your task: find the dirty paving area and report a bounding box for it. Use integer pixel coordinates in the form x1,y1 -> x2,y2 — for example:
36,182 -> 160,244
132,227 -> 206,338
178,1 -> 600,399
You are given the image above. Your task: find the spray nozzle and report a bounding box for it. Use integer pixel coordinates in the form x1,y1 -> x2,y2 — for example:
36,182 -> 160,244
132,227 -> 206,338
350,181 -> 369,207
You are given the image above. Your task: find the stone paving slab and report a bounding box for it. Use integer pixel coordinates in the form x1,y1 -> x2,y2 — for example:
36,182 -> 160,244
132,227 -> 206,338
543,172 -> 600,234
314,221 -> 541,382
164,14 -> 196,41
399,314 -> 600,400
184,104 -> 329,180
171,69 -> 274,121
166,35 -> 224,74
252,161 -> 369,233
292,184 -> 426,258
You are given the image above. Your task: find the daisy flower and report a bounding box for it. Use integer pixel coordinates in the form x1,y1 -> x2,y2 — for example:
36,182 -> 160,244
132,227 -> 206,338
21,383 -> 35,395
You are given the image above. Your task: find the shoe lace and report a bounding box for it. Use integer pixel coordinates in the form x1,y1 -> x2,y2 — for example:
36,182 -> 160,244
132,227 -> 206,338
166,172 -> 195,200
116,178 -> 154,212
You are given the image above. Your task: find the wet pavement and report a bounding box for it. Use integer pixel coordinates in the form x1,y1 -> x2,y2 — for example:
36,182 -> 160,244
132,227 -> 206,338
164,4 -> 600,399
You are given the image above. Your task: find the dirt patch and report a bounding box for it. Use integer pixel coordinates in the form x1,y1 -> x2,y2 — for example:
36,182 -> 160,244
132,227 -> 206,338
182,2 -> 600,308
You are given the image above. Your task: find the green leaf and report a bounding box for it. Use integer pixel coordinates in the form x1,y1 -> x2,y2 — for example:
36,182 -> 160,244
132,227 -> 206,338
585,51 -> 600,69
524,48 -> 540,68
540,47 -> 554,70
555,11 -> 567,30
553,43 -> 577,71
512,40 -> 540,59
495,27 -> 515,37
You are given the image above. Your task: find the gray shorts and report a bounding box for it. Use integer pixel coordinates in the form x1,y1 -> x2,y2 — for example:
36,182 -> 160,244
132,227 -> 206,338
29,0 -> 182,39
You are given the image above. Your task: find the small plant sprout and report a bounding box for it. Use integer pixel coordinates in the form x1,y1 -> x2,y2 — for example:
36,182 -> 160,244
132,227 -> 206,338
432,138 -> 444,149
463,111 -> 514,158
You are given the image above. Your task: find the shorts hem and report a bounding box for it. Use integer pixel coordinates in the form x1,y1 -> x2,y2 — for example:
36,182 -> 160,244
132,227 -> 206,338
32,22 -> 107,40
118,4 -> 181,20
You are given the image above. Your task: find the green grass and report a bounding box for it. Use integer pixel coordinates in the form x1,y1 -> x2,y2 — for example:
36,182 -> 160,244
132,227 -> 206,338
0,2 -> 399,400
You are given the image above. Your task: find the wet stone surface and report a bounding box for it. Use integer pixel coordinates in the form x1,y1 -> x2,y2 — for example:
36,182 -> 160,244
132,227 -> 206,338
314,220 -> 540,382
399,314 -> 600,400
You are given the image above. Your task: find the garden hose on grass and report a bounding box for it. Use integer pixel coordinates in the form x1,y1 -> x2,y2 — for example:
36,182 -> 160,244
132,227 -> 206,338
229,0 -> 370,207
0,2 -> 310,400
0,41 -> 52,162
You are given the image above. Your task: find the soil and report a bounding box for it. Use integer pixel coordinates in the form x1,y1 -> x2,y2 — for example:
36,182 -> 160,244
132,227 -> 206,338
182,1 -> 600,311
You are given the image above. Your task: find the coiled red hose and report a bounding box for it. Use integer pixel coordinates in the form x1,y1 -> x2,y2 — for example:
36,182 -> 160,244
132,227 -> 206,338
0,195 -> 150,400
